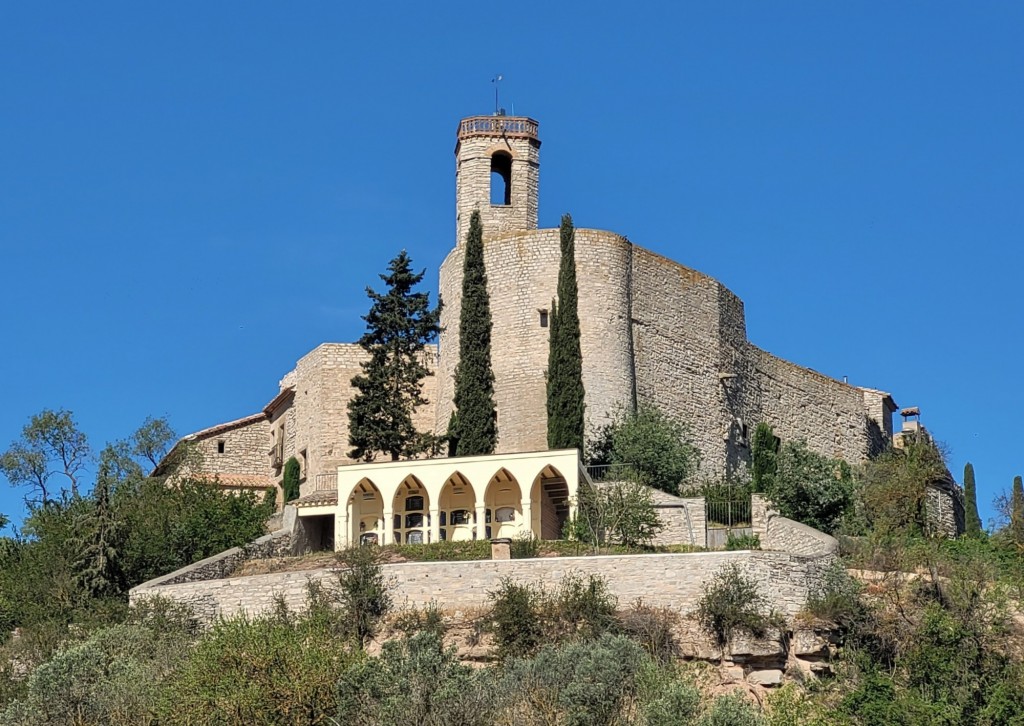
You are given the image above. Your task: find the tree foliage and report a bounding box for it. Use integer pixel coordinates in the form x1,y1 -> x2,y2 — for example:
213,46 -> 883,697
0,408 -> 91,503
282,456 -> 301,502
451,210 -> 497,455
565,479 -> 663,551
348,250 -> 441,461
1011,475 -> 1024,548
750,422 -> 779,493
763,440 -> 855,535
588,406 -> 700,496
546,213 -> 586,453
964,462 -> 982,537
859,438 -> 948,536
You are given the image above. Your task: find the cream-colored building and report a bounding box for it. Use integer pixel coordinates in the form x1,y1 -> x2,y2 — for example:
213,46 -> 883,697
295,449 -> 581,550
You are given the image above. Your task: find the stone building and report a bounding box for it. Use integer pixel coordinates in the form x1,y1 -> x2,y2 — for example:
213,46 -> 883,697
156,111 -> 944,521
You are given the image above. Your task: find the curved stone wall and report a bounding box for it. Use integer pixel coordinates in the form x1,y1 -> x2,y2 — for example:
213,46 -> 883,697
436,228 -> 635,452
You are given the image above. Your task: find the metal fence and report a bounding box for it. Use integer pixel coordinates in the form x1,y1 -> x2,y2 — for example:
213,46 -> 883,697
584,463 -> 639,483
705,499 -> 752,529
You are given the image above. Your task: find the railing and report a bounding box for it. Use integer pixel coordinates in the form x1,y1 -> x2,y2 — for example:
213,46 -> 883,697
458,115 -> 539,140
313,472 -> 337,491
269,441 -> 283,469
706,499 -> 752,529
585,463 -> 640,483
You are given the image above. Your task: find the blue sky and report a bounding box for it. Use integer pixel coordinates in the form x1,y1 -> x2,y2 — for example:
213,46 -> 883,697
1,2 -> 1021,530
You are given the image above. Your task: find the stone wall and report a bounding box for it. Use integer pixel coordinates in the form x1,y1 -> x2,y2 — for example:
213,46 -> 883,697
650,492 -> 706,548
926,479 -> 966,538
436,229 -> 634,453
454,128 -> 540,246
131,547 -> 829,626
193,417 -> 273,477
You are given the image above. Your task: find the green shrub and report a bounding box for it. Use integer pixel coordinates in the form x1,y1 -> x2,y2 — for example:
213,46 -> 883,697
804,561 -> 865,628
551,572 -> 618,640
765,441 -> 854,535
488,578 -> 545,660
511,532 -> 540,559
725,531 -> 761,550
336,631 -> 493,726
2,621 -> 192,726
699,691 -> 764,726
643,678 -> 703,726
387,539 -> 490,561
157,603 -> 359,725
391,602 -> 445,639
334,546 -> 393,647
695,564 -> 780,647
618,600 -> 679,662
498,635 -> 649,726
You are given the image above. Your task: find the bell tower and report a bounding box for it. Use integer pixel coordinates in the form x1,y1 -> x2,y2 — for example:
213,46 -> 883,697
454,114 -> 540,245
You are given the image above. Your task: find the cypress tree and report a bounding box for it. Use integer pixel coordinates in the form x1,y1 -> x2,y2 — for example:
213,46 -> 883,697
751,422 -> 780,493
348,250 -> 440,461
1012,475 -> 1024,547
451,210 -> 497,455
282,457 -> 301,502
963,462 -> 982,537
71,452 -> 124,597
546,213 -> 586,452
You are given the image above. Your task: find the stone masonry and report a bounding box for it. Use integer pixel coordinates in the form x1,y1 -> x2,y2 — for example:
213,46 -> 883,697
160,110 -> 932,502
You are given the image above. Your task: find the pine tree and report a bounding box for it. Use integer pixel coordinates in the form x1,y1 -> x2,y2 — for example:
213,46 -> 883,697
963,462 -> 982,537
452,210 -> 497,455
1012,475 -> 1024,547
71,451 -> 124,598
348,250 -> 440,461
751,422 -> 780,493
546,213 -> 586,452
282,457 -> 301,502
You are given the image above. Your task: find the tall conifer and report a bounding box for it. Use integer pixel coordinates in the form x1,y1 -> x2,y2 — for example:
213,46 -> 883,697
546,213 -> 585,452
451,210 -> 497,455
348,251 -> 440,461
1012,475 -> 1024,546
751,422 -> 780,493
963,462 -> 982,537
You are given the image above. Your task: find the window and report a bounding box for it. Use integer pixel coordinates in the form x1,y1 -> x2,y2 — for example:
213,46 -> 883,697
450,509 -> 471,525
490,152 -> 512,205
405,495 -> 424,511
406,530 -> 424,544
495,507 -> 516,523
394,514 -> 401,532
216,440 -> 225,454
539,309 -> 549,328
439,528 -> 447,541
360,533 -> 378,546
405,513 -> 424,529
439,511 -> 447,526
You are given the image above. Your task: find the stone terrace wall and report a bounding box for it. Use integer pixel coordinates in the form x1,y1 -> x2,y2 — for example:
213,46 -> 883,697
131,548 -> 829,626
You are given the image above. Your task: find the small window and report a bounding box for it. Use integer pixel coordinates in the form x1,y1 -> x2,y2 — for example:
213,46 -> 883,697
360,533 -> 378,546
439,528 -> 447,541
539,310 -> 549,328
216,440 -> 225,454
394,514 -> 402,531
490,152 -> 512,205
406,530 -> 424,545
405,495 -> 424,511
439,511 -> 447,526
394,532 -> 402,544
450,509 -> 471,525
495,507 -> 516,523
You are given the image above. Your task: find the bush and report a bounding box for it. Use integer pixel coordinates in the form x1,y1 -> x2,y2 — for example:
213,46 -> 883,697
334,546 -> 393,647
511,532 -> 540,559
157,600 -> 358,725
858,438 -> 948,536
588,405 -> 701,495
336,631 -> 492,726
498,635 -> 649,726
725,532 -> 761,550
618,600 -> 679,663
488,572 -> 618,659
699,691 -> 764,726
765,441 -> 854,535
387,539 -> 491,561
2,620 -> 193,726
695,564 -> 780,647
804,561 -> 865,628
488,578 -> 545,660
282,456 -> 301,502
